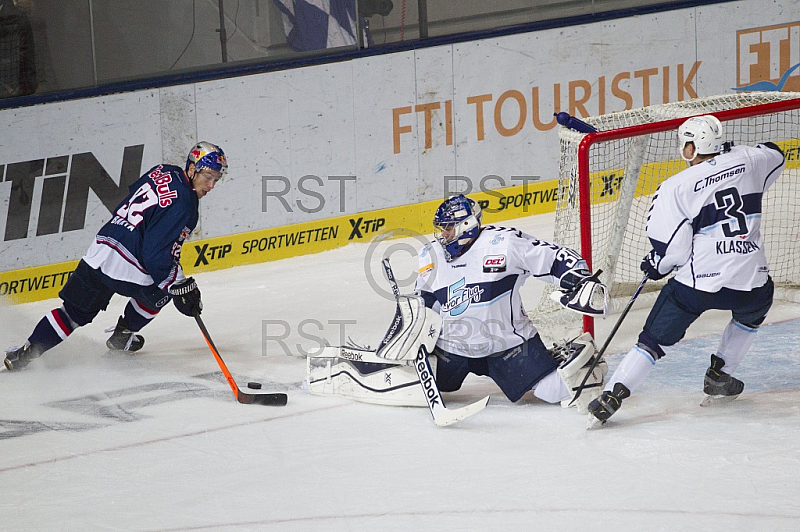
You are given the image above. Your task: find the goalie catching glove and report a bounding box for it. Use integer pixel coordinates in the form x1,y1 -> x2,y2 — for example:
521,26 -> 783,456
550,268 -> 608,317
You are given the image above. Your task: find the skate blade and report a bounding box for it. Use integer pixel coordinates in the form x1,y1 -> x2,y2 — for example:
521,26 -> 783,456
700,394 -> 740,407
586,415 -> 607,430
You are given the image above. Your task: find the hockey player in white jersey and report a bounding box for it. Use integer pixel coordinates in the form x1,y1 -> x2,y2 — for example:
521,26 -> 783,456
416,194 -> 609,413
588,115 -> 787,426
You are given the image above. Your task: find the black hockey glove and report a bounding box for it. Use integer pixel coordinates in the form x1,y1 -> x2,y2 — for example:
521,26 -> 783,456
641,249 -> 669,281
170,277 -> 203,316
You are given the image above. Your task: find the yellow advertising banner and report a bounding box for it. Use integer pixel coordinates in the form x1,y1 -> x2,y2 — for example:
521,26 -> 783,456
0,183 -> 558,304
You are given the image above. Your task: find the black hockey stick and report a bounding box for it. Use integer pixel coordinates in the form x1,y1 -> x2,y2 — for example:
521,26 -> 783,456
568,273 -> 648,406
195,315 -> 288,406
381,258 -> 488,426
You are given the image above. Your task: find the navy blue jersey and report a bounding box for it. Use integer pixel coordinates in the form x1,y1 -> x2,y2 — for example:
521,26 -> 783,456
83,164 -> 199,292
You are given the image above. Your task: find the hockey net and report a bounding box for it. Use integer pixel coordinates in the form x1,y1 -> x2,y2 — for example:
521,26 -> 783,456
531,92 -> 800,344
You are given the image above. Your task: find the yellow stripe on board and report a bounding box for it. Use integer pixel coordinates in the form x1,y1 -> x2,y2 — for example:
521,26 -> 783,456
0,182 -> 558,304
0,263 -> 79,305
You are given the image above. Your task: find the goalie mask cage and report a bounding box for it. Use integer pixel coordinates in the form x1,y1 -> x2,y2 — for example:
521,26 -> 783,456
531,92 -> 800,343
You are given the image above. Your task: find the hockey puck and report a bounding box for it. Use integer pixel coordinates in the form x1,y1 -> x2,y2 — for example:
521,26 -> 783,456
247,381 -> 262,390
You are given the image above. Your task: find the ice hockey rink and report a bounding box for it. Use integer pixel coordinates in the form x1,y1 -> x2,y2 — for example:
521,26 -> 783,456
2,212 -> 800,531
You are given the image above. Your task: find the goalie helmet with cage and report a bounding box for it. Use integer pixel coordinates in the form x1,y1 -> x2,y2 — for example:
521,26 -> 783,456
678,115 -> 725,162
186,141 -> 228,177
433,195 -> 483,262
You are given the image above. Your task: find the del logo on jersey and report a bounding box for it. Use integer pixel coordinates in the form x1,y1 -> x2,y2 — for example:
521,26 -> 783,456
483,255 -> 506,273
442,278 -> 484,316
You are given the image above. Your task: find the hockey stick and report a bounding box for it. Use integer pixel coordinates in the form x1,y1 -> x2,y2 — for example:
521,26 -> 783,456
381,258 -> 489,426
195,315 -> 288,406
568,273 -> 648,406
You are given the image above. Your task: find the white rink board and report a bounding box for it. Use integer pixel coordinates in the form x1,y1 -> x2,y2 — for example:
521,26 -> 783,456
1,0 -> 799,269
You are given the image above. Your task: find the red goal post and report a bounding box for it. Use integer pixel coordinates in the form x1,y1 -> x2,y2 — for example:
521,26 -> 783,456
531,92 -> 800,344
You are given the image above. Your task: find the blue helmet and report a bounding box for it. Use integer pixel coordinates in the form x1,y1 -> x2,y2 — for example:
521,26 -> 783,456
433,195 -> 483,262
186,141 -> 228,174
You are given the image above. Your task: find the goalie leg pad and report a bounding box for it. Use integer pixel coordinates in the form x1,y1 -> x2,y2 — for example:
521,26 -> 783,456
556,332 -> 606,414
306,355 -> 434,407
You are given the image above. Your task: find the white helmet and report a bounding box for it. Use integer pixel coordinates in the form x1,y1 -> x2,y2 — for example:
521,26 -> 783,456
678,115 -> 724,162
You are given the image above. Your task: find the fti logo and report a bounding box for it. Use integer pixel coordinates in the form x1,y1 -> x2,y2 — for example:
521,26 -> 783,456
735,22 -> 800,91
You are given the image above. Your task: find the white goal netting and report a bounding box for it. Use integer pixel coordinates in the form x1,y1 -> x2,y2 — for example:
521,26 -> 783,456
531,92 -> 800,343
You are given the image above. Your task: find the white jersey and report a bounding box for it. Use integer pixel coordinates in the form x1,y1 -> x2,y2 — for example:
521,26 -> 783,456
647,143 -> 785,292
415,225 -> 585,358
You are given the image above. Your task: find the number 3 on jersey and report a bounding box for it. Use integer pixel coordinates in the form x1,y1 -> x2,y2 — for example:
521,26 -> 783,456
116,184 -> 158,227
715,187 -> 748,237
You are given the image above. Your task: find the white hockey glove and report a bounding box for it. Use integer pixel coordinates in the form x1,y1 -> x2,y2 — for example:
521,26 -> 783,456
550,269 -> 608,317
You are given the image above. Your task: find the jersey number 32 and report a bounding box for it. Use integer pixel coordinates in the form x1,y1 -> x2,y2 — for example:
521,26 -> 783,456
116,184 -> 159,227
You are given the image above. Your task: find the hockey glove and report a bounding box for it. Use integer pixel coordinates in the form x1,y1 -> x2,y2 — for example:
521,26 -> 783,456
640,249 -> 669,281
170,277 -> 203,316
551,269 -> 608,317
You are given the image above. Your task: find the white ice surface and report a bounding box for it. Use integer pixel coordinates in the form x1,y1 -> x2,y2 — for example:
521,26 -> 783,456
2,212 -> 800,531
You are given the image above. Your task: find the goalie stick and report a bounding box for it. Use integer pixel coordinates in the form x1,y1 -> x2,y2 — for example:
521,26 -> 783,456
568,274 -> 649,406
381,258 -> 489,427
195,315 -> 288,406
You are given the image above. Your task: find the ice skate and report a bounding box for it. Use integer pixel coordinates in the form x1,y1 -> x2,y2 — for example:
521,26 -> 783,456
4,342 -> 42,371
700,354 -> 743,406
587,382 -> 630,428
106,317 -> 145,352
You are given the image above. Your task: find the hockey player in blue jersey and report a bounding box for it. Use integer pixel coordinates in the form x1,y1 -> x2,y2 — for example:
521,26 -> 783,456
415,194 -> 610,413
588,115 -> 787,427
4,142 -> 228,371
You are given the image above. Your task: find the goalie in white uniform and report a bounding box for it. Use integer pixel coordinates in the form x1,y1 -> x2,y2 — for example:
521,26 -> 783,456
588,115 -> 787,426
307,194 -> 609,414
415,194 -> 609,413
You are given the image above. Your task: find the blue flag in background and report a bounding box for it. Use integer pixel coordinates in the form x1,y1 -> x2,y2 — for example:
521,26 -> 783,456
273,0 -> 358,52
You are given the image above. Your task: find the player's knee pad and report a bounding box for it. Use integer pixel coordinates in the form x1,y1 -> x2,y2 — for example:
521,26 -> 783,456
636,330 -> 667,361
133,284 -> 172,312
61,301 -> 99,327
57,305 -> 81,330
733,318 -> 761,330
557,332 -> 606,414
